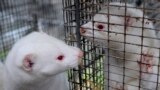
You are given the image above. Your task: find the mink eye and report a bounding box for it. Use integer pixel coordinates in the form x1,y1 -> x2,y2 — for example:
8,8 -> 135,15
57,55 -> 64,61
96,24 -> 104,30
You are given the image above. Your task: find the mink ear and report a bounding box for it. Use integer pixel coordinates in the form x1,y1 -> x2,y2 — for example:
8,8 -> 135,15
23,54 -> 36,71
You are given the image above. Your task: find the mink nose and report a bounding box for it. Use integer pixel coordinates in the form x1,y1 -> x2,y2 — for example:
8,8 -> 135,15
78,50 -> 83,58
80,27 -> 86,34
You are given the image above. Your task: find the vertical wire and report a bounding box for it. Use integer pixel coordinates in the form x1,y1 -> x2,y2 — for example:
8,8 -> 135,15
75,0 -> 83,90
139,0 -> 145,89
123,0 -> 127,89
91,0 -> 96,87
100,1 -> 105,89
107,0 -> 110,89
32,0 -> 38,31
82,1 -> 87,86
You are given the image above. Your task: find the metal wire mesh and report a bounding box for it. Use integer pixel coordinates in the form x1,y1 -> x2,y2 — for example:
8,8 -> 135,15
0,0 -> 160,90
0,0 -> 36,61
63,0 -> 160,90
0,0 -> 65,61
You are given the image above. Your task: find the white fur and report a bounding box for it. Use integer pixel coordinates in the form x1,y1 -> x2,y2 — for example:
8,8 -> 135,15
0,61 -> 4,90
81,2 -> 160,90
3,32 -> 82,90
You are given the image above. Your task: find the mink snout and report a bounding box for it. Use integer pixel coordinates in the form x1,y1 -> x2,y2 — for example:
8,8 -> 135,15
80,27 -> 86,34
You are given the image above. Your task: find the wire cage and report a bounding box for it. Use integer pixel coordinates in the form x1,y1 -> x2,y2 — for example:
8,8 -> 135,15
63,1 -> 106,90
0,0 -> 36,61
63,0 -> 160,90
0,0 -> 160,90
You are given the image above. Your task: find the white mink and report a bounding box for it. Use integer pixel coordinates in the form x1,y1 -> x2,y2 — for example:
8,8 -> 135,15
2,32 -> 83,90
80,2 -> 160,90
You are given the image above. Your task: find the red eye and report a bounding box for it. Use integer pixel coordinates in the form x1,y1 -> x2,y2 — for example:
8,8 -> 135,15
97,24 -> 104,30
57,55 -> 64,61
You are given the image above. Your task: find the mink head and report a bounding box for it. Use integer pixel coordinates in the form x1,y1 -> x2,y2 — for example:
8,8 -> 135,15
5,32 -> 83,81
80,2 -> 154,48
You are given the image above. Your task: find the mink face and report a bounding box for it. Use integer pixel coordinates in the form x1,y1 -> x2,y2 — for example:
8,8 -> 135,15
80,14 -> 148,42
80,13 -> 124,45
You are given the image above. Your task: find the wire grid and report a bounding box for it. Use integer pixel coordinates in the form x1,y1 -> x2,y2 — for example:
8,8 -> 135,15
63,0 -> 106,90
63,0 -> 160,90
0,0 -> 64,61
0,0 -> 37,61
